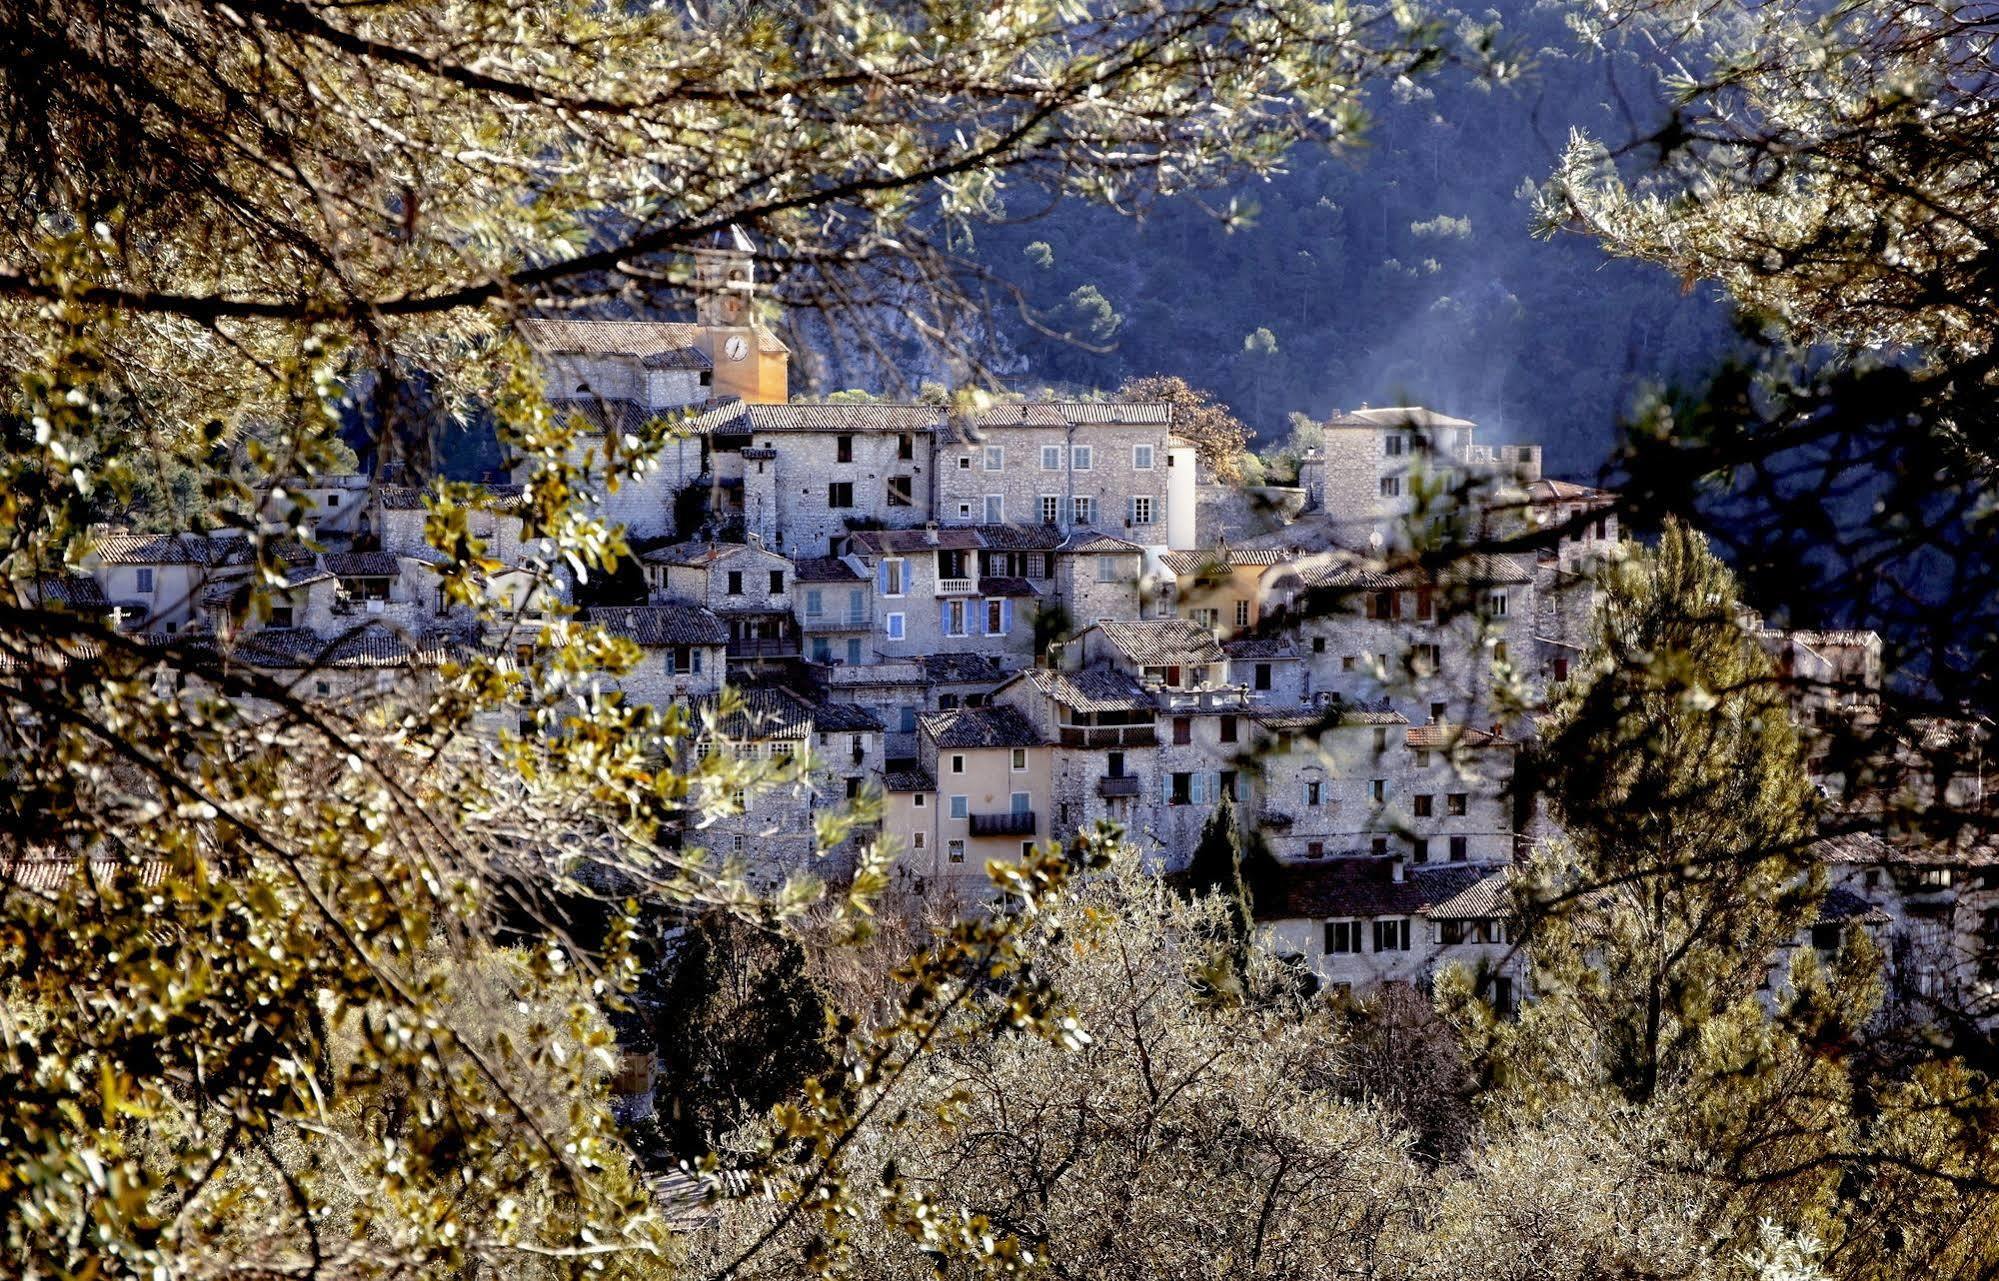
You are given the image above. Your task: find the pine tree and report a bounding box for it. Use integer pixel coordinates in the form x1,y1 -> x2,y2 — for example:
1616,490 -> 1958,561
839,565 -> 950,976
1183,794 -> 1254,994
1513,518 -> 1825,1103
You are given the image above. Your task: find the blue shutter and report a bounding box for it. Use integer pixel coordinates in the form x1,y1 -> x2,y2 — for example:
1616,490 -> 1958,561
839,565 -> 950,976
940,600 -> 951,635
1001,598 -> 1013,635
876,561 -> 890,594
1161,774 -> 1173,805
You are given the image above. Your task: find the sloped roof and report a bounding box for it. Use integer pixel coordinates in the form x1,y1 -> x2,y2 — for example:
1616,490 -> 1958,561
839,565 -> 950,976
695,687 -> 815,740
89,532 -> 216,565
323,551 -> 400,577
1405,723 -> 1511,750
519,315 -> 784,360
1818,887 -> 1891,924
1222,635 -> 1300,660
922,703 -> 1045,750
954,402 -> 1172,431
30,575 -> 111,610
849,527 -> 985,555
1527,477 -> 1616,505
794,556 -> 864,583
640,540 -> 790,569
977,576 -> 1039,599
885,767 -> 935,793
585,603 -> 728,647
1323,406 -> 1476,431
922,653 -> 1009,684
1426,869 -> 1514,919
1094,619 -> 1226,668
809,700 -> 885,732
213,623 -> 470,670
1011,666 -> 1154,713
1161,548 -> 1293,575
1252,861 -> 1490,922
703,403 -> 943,434
971,522 -> 1066,551
1057,530 -> 1144,555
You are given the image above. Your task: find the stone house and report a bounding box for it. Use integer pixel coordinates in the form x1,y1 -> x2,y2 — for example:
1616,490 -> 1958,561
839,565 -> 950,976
933,403 -> 1173,550
83,531 -> 226,632
1254,859 -> 1523,1007
723,404 -> 944,555
579,603 -> 730,706
991,666 -> 1159,850
793,555 -> 875,668
1157,544 -> 1296,638
1049,531 -> 1149,634
1070,618 -> 1231,693
1315,407 -> 1541,554
640,538 -> 799,671
1240,707 -> 1412,862
895,704 -> 1054,898
846,526 -> 1033,665
1276,553 -> 1535,730
683,688 -> 823,890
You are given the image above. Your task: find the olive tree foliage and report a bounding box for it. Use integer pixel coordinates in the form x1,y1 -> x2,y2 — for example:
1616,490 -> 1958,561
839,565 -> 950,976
697,846 -> 1423,1281
0,2 -> 1458,1276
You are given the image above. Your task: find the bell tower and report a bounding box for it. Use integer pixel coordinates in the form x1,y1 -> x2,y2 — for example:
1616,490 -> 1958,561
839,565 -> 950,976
691,224 -> 788,403
693,224 -> 756,328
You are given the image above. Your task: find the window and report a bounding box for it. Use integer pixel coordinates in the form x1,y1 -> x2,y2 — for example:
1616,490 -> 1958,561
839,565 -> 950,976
1384,435 -> 1403,457
984,445 -> 1005,471
950,754 -> 966,774
1447,792 -> 1468,816
1367,591 -> 1397,620
945,599 -> 968,636
1096,555 -> 1121,583
769,570 -> 785,594
269,604 -> 294,628
1449,835 -> 1469,862
885,612 -> 905,639
949,795 -> 968,818
912,831 -> 927,849
1370,779 -> 1385,802
1231,600 -> 1250,629
1041,445 -> 1063,470
846,638 -> 862,664
948,839 -> 966,863
1374,727 -> 1389,752
1073,495 -> 1095,525
1072,445 -> 1093,471
1191,608 -> 1219,628
959,501 -> 973,518
899,433 -> 915,461
1413,642 -> 1442,674
1134,443 -> 1155,469
987,598 -> 1005,635
1415,587 -> 1434,621
1254,663 -> 1272,692
829,481 -> 854,508
1490,976 -> 1516,1017
1412,838 -> 1429,864
135,567 -> 155,593
882,559 -> 905,596
1106,751 -> 1125,778
804,588 -> 823,618
1553,657 -> 1570,682
957,455 -> 972,470
1493,640 -> 1509,664
845,776 -> 863,800
1010,791 -> 1031,814
1312,637 -> 1326,653
1219,715 -> 1238,744
726,570 -> 743,595
1371,837 -> 1389,856
836,434 -> 854,463
1374,918 -> 1411,952
1429,702 -> 1446,724
1415,748 -> 1431,768
1173,717 -> 1192,746
1041,495 -> 1061,524
887,475 -> 913,507
1487,591 -> 1509,617
1807,923 -> 1839,952
1307,841 -> 1325,858
1380,476 -> 1401,498
1341,656 -> 1356,672
1414,794 -> 1434,818
1304,780 -> 1322,807
1324,920 -> 1364,955
1169,772 -> 1194,805
1130,495 -> 1154,525
1004,747 -> 1026,773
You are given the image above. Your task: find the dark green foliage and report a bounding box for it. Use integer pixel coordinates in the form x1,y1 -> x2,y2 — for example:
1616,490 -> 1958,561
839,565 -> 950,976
652,910 -> 834,1155
1183,795 -> 1253,994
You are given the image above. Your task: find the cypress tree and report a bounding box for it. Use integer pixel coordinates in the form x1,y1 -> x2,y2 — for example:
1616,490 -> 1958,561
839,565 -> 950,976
1184,794 -> 1254,994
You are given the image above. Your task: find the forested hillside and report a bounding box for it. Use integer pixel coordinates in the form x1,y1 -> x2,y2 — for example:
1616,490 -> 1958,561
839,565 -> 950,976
951,0 -> 1738,474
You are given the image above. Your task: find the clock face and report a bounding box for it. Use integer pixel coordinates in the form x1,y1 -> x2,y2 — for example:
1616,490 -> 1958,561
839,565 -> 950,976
724,335 -> 749,362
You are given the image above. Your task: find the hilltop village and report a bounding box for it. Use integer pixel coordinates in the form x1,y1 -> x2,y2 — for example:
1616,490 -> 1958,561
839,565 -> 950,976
42,237 -> 1990,1015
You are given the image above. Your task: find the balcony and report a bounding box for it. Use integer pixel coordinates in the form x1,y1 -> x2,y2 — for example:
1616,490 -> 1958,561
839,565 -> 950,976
970,810 -> 1037,837
935,577 -> 977,596
727,636 -> 800,659
1059,725 -> 1159,749
800,612 -> 871,632
1097,776 -> 1141,798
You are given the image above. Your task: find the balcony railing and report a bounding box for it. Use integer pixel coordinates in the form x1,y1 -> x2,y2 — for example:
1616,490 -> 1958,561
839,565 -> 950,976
800,612 -> 871,632
1097,776 -> 1141,798
970,810 -> 1037,837
1060,725 -> 1159,749
935,577 -> 977,596
727,636 -> 800,659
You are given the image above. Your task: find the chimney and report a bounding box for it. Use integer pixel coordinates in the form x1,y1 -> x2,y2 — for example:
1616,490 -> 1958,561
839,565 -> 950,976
1390,855 -> 1406,883
746,530 -> 765,550
923,522 -> 939,546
